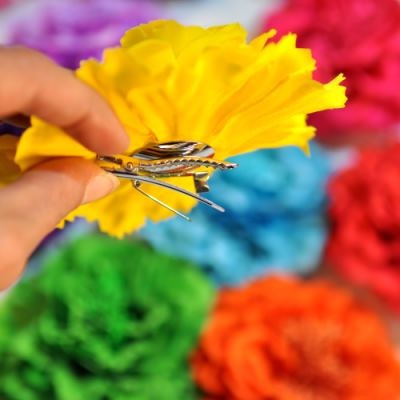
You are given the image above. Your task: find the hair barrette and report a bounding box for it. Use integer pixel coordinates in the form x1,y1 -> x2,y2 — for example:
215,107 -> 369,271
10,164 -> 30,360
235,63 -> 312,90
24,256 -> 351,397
96,141 -> 238,221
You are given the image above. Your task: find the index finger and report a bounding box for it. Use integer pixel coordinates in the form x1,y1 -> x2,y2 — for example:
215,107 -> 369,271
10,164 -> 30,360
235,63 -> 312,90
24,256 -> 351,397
0,46 -> 129,154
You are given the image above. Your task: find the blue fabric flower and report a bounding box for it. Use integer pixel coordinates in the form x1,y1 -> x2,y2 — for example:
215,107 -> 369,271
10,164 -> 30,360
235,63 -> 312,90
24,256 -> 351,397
139,144 -> 332,286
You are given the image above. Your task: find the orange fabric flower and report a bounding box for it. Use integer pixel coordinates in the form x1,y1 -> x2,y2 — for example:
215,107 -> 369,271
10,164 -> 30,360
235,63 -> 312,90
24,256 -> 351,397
191,277 -> 400,400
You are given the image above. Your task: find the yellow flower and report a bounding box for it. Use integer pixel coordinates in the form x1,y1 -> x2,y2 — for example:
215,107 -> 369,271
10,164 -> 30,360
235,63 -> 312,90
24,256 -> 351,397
14,20 -> 346,238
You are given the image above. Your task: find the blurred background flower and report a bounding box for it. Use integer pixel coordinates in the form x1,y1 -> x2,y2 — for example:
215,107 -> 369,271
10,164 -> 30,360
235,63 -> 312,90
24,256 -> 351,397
140,144 -> 332,286
264,0 -> 400,140
0,235 -> 215,400
326,142 -> 400,314
191,276 -> 400,399
5,0 -> 162,68
0,0 -> 13,10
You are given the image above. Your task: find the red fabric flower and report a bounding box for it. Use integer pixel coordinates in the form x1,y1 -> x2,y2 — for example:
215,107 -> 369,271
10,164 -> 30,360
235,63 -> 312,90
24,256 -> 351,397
327,143 -> 400,313
264,0 -> 400,137
191,276 -> 400,400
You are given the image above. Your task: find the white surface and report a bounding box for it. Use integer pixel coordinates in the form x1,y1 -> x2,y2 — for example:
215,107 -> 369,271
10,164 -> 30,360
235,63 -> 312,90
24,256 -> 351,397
0,0 -> 280,43
0,0 -> 39,42
164,0 -> 280,36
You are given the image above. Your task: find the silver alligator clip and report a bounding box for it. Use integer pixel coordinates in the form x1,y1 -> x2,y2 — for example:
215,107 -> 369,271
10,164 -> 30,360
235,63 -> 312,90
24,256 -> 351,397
97,141 -> 238,221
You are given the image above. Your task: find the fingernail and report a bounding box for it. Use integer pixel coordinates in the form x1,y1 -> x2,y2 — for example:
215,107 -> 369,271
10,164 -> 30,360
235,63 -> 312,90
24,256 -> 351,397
82,172 -> 120,204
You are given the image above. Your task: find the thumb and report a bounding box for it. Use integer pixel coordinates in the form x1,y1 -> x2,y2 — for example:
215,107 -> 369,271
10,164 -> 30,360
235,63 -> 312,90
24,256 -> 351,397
0,158 -> 119,290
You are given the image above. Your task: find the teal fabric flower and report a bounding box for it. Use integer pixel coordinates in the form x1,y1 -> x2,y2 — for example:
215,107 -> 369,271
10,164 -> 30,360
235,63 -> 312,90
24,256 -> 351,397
0,235 -> 215,400
140,144 -> 331,285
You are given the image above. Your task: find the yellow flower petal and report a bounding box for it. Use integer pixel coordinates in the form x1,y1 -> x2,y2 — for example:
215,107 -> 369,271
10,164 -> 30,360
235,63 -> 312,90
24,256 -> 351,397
64,176 -> 196,238
121,20 -> 247,56
13,20 -> 347,237
15,118 -> 95,171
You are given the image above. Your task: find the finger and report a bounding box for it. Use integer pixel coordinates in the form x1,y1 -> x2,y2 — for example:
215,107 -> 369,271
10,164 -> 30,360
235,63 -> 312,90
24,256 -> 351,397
0,158 -> 120,290
0,46 -> 129,154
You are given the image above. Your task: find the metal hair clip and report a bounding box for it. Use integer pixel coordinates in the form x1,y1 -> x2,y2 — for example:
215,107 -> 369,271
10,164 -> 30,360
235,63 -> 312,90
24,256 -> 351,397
96,141 -> 238,221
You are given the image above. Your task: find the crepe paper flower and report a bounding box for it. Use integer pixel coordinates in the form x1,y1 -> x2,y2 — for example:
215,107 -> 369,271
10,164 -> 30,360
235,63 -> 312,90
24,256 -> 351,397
0,235 -> 214,400
0,134 -> 20,188
6,0 -> 162,69
326,142 -> 400,314
191,276 -> 400,400
264,0 -> 400,138
14,20 -> 346,238
140,143 -> 331,286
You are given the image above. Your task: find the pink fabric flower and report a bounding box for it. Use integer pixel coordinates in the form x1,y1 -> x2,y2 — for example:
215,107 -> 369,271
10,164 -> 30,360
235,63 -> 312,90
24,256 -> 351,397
265,0 -> 400,138
0,0 -> 13,8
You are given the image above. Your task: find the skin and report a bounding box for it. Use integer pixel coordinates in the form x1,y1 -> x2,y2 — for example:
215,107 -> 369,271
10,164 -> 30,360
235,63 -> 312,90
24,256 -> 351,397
0,47 -> 130,290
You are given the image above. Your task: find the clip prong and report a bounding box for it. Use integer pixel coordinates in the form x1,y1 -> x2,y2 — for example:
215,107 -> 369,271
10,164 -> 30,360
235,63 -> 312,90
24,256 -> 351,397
109,170 -> 225,213
133,181 -> 191,221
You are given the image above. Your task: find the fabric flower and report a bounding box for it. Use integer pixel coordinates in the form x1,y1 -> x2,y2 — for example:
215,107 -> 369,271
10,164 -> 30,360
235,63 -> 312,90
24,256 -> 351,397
0,235 -> 214,400
191,276 -> 400,399
326,142 -> 400,314
264,0 -> 400,137
0,0 -> 13,9
14,20 -> 346,237
140,143 -> 331,286
6,0 -> 162,69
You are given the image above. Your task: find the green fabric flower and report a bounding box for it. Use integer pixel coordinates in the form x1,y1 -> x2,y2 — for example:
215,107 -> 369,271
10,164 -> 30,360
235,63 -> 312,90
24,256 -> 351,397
0,235 -> 215,400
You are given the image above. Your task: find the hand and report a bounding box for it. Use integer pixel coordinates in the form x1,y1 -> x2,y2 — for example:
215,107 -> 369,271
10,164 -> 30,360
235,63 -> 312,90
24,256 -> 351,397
0,47 -> 129,290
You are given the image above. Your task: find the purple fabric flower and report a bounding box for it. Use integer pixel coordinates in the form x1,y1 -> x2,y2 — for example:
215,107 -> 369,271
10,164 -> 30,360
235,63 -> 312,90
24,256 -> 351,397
7,0 -> 162,68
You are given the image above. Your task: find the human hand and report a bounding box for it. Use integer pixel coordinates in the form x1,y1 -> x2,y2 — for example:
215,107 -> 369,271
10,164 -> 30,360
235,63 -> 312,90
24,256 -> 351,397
0,47 -> 129,290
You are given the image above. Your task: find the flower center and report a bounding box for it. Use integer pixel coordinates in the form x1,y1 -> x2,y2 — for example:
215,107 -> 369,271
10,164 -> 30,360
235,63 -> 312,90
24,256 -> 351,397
281,319 -> 349,399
